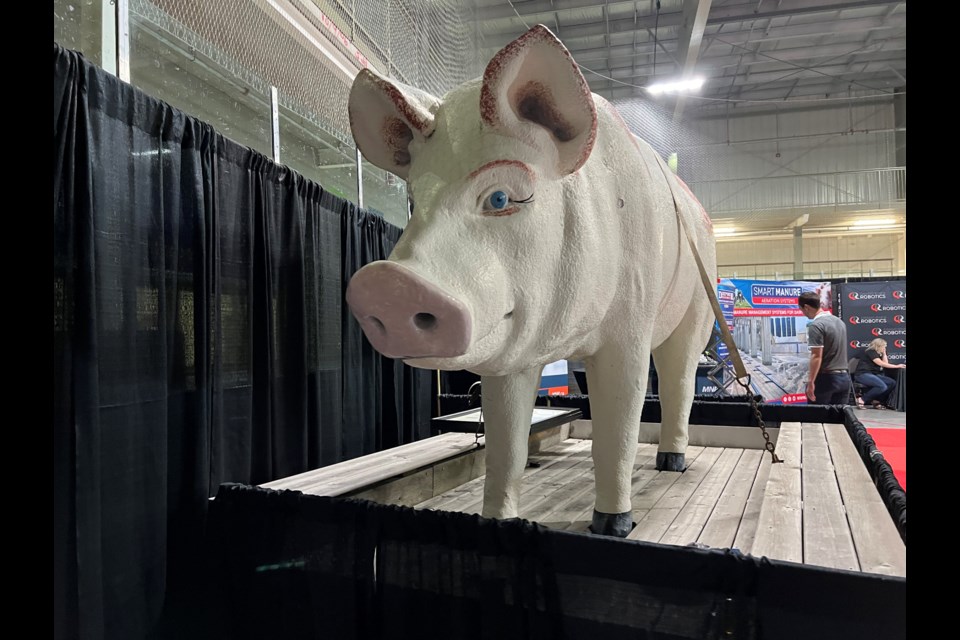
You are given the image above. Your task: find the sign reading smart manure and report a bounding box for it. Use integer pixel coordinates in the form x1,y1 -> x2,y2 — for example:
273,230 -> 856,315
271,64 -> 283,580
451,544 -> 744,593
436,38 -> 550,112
717,278 -> 835,404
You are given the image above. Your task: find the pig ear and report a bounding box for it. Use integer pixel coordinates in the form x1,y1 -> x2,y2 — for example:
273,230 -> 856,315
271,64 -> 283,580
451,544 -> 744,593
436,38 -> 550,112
480,24 -> 597,175
348,69 -> 440,180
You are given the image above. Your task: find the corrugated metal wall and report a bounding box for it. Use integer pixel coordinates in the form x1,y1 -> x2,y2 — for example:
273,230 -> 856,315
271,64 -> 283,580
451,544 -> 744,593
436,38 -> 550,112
684,97 -> 900,215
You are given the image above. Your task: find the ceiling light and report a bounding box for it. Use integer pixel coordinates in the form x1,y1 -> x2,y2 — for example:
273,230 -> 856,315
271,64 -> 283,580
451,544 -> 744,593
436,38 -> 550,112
646,77 -> 705,95
714,227 -> 737,236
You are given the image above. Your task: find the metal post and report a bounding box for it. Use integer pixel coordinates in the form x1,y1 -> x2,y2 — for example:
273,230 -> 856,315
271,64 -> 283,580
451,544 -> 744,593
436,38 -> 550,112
894,87 -> 906,198
761,316 -> 772,366
356,148 -> 364,209
270,86 -> 281,162
793,227 -> 803,279
101,0 -> 117,76
116,0 -> 130,82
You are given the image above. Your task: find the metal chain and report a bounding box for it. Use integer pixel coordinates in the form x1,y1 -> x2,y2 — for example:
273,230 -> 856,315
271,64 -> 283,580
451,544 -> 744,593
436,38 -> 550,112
468,381 -> 484,447
736,375 -> 783,464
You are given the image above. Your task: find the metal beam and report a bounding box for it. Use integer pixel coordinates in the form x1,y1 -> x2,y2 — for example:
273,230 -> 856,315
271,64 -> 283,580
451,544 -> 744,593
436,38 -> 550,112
478,0 -> 666,21
596,70 -> 901,102
534,13 -> 904,62
481,9 -> 684,40
673,0 -> 715,122
707,0 -> 902,24
584,47 -> 905,88
683,95 -> 896,119
479,0 -> 901,43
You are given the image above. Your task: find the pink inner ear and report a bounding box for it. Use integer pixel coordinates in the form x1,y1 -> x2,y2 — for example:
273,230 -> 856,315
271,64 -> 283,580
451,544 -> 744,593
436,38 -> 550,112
513,81 -> 577,142
479,25 -> 597,174
384,117 -> 414,167
377,76 -> 435,137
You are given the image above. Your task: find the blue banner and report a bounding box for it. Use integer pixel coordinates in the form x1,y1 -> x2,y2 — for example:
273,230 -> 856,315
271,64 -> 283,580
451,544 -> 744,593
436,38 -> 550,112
717,278 -> 836,405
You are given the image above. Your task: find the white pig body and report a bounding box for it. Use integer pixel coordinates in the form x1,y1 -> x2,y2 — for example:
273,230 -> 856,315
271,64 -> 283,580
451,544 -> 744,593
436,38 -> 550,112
347,25 -> 716,536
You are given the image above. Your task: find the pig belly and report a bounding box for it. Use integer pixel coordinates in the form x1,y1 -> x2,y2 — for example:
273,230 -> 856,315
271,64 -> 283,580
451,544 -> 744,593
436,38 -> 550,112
650,253 -> 701,348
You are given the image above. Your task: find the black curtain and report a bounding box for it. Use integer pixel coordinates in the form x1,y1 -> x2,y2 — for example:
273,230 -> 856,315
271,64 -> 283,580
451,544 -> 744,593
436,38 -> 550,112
54,43 -> 431,640
208,484 -> 907,640
341,208 -> 433,457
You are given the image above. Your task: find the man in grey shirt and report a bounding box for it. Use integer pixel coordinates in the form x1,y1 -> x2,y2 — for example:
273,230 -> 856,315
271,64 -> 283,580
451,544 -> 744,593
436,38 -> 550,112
798,291 -> 850,404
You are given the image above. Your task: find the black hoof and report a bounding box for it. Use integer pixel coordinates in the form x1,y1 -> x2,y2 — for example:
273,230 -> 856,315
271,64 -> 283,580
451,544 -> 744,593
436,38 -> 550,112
589,510 -> 634,538
656,452 -> 686,472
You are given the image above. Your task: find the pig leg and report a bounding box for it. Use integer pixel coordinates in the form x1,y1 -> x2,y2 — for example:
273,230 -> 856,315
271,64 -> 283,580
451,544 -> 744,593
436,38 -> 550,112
480,366 -> 543,519
585,343 -> 652,537
652,297 -> 714,471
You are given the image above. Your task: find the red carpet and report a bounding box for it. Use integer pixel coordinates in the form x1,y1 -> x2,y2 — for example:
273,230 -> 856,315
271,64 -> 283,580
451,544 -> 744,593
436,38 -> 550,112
866,428 -> 906,491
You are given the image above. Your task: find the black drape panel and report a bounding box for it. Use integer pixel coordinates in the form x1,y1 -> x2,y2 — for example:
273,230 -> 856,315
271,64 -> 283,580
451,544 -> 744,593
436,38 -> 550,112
209,484 -> 907,640
842,407 -> 907,543
54,44 -> 430,640
341,207 -> 433,459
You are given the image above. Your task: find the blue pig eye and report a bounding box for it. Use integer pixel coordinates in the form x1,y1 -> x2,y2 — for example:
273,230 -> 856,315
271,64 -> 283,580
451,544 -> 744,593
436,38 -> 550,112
484,190 -> 509,210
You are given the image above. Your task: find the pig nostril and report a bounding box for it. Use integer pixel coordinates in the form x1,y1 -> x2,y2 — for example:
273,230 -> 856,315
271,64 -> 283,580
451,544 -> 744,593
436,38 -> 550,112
369,316 -> 386,334
413,313 -> 438,331
504,310 -> 514,319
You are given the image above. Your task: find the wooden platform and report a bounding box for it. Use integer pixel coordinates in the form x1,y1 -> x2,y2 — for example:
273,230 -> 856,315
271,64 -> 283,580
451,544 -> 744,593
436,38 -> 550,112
413,422 -> 905,578
259,420 -> 904,578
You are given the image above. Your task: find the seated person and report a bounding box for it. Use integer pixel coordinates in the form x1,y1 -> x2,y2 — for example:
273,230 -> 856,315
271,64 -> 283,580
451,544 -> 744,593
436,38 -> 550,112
854,338 -> 906,409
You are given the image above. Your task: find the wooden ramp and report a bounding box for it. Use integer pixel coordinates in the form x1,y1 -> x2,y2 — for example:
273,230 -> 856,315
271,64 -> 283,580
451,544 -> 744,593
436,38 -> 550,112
412,422 -> 905,578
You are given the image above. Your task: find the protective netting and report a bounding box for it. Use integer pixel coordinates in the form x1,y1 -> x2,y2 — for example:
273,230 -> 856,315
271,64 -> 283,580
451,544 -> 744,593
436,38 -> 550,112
72,1 -> 901,234
126,0 -> 481,225
132,0 -> 481,143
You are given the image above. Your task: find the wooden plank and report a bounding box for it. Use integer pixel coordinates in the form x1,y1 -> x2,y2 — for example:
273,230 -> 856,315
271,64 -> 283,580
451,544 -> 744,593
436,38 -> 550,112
659,448 -> 744,547
433,448 -> 486,496
626,447 -> 725,542
638,423 -> 778,450
574,420 -> 779,451
416,440 -> 586,511
823,423 -> 906,577
452,439 -> 595,515
297,436 -> 483,496
560,444 -> 698,534
350,465 -> 435,506
528,422 -> 571,453
732,450 -> 773,553
697,449 -> 764,549
352,446 -> 487,507
520,465 -> 596,522
416,474 -> 486,511
801,423 -> 860,572
261,433 -> 476,492
750,422 -> 803,564
518,452 -> 598,520
523,444 -> 659,525
418,438 -> 592,513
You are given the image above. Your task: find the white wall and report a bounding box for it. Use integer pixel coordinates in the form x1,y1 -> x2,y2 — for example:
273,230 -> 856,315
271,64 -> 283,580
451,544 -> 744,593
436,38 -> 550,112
681,98 -> 900,216
685,99 -> 897,181
716,230 -> 905,279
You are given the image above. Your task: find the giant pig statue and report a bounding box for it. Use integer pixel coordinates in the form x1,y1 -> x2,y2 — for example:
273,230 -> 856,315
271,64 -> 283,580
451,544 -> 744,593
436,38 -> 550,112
346,24 -> 716,537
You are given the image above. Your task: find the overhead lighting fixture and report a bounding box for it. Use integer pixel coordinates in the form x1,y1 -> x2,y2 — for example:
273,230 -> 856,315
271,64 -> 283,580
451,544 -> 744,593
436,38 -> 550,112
646,77 -> 705,95
714,227 -> 737,237
851,219 -> 896,228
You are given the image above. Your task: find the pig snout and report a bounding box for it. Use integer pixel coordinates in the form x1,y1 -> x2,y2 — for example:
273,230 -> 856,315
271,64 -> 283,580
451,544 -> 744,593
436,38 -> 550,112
346,261 -> 473,359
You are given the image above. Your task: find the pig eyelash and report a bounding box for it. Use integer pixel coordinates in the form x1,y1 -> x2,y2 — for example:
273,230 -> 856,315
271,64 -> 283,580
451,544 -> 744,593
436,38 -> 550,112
479,189 -> 534,217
